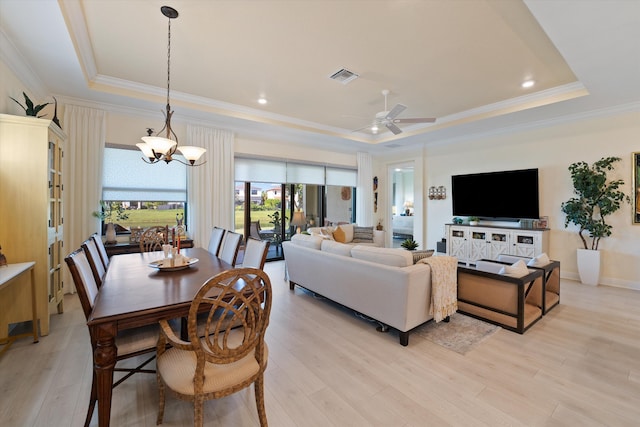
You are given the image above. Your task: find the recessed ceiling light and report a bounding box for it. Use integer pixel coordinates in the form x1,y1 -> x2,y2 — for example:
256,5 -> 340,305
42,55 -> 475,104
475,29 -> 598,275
258,98 -> 267,105
371,125 -> 379,134
522,80 -> 535,89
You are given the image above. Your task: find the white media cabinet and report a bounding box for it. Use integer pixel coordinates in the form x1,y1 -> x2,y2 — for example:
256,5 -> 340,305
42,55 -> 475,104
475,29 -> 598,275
445,224 -> 549,265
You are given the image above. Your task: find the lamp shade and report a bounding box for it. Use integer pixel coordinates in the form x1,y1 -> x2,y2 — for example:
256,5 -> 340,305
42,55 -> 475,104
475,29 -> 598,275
136,142 -> 156,160
141,135 -> 177,155
291,211 -> 306,226
177,146 -> 207,164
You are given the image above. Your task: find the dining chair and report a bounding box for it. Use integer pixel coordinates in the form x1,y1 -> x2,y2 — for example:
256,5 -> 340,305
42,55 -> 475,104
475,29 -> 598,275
90,232 -> 110,269
207,226 -> 226,257
218,230 -> 242,266
82,236 -> 106,287
249,220 -> 263,240
65,248 -> 158,427
139,225 -> 169,252
156,267 -> 272,427
242,237 -> 270,270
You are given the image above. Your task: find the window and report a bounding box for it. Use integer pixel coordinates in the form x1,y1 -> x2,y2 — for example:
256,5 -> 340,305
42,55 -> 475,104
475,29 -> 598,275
100,145 -> 188,233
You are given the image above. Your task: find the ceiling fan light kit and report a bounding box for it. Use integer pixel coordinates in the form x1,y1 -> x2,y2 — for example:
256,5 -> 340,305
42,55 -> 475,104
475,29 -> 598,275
354,89 -> 436,135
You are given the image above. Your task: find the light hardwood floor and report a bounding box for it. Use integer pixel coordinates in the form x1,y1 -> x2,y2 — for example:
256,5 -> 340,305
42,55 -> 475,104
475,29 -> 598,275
1,261 -> 639,426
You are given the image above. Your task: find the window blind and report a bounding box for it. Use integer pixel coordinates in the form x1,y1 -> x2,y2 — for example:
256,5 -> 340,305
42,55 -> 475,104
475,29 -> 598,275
102,146 -> 187,201
235,158 -> 356,187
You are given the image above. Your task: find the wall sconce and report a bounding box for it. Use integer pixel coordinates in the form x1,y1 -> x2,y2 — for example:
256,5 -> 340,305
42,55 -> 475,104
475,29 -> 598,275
428,186 -> 447,200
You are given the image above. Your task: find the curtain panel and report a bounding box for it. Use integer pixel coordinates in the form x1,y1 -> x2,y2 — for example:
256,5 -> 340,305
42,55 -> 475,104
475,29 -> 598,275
186,125 -> 234,248
62,105 -> 106,293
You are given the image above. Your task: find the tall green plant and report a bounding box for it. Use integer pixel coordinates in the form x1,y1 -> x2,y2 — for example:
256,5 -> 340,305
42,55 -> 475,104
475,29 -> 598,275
561,157 -> 630,250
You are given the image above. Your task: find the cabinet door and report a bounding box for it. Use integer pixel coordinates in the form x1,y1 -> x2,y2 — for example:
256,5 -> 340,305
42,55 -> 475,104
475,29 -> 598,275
448,227 -> 468,261
488,231 -> 510,259
511,231 -> 537,258
469,229 -> 489,262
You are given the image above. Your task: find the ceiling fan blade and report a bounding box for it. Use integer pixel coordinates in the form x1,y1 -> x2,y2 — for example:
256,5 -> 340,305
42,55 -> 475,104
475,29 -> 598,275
385,104 -> 407,120
385,122 -> 403,135
392,117 -> 437,124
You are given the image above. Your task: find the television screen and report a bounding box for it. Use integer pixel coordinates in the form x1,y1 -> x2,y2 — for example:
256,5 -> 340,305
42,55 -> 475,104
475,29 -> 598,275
451,168 -> 539,220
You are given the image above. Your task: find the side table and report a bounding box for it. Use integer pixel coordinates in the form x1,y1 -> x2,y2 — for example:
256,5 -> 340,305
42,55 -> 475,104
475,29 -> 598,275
0,262 -> 39,356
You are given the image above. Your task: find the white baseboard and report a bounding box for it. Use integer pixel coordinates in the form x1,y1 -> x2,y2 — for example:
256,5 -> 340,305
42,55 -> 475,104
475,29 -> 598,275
561,272 -> 640,291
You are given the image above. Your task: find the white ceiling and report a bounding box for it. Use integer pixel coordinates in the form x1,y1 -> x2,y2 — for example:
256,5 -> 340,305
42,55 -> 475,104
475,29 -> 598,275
1,0 -> 638,154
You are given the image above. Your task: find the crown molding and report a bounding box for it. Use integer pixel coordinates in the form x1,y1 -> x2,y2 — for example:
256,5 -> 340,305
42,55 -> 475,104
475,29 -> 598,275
58,0 -> 98,82
0,27 -> 48,99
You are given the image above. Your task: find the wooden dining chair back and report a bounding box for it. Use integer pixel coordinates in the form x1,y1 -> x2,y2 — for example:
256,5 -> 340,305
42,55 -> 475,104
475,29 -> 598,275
242,237 -> 270,270
139,226 -> 169,252
156,268 -> 272,427
90,232 -> 109,269
65,248 -> 159,427
82,237 -> 106,287
218,230 -> 242,266
207,226 -> 226,256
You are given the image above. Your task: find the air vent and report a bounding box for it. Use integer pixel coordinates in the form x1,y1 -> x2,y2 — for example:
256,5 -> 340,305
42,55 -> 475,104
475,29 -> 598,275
385,143 -> 403,148
329,68 -> 359,84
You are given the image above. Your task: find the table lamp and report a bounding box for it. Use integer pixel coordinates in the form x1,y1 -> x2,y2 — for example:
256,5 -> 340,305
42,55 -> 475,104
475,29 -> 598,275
291,211 -> 306,234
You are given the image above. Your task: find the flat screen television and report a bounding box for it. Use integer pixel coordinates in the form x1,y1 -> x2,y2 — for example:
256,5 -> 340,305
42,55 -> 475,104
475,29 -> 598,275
451,168 -> 539,220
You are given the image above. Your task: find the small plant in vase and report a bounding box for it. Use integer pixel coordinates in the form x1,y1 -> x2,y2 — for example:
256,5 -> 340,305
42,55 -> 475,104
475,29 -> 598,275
401,238 -> 419,251
469,216 -> 479,226
93,201 -> 130,244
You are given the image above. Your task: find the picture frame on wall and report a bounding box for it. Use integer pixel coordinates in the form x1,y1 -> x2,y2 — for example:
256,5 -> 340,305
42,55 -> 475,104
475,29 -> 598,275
634,152 -> 640,224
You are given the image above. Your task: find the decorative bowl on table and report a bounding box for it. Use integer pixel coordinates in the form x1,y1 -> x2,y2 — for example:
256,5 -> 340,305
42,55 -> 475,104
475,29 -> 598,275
148,257 -> 198,272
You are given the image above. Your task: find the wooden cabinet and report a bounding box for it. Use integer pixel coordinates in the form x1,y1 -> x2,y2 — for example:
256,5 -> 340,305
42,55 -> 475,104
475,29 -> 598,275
0,115 -> 66,339
446,224 -> 548,265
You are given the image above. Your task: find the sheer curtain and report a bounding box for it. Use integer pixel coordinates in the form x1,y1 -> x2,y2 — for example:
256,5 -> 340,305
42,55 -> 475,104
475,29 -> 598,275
62,105 -> 106,293
356,151 -> 373,226
186,125 -> 234,248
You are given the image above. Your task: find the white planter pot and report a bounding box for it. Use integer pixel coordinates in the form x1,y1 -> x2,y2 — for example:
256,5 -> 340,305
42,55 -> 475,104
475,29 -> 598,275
469,221 -> 478,226
577,248 -> 601,285
105,222 -> 117,244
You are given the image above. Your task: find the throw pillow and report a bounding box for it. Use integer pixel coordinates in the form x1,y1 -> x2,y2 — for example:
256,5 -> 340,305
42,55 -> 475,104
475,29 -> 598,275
352,226 -> 374,243
527,252 -> 551,267
333,226 -> 346,243
499,260 -> 530,277
341,223 -> 354,243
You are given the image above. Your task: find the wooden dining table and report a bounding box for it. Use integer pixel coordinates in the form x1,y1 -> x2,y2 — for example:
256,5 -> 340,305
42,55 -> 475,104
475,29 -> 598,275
87,247 -> 233,427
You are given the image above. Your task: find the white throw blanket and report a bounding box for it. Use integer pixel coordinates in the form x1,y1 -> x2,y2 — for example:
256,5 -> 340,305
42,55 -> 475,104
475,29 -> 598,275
417,256 -> 458,322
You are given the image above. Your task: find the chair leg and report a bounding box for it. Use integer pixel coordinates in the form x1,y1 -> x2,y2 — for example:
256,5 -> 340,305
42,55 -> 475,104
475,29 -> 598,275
156,374 -> 165,425
194,396 -> 204,427
254,376 -> 268,427
84,372 -> 98,427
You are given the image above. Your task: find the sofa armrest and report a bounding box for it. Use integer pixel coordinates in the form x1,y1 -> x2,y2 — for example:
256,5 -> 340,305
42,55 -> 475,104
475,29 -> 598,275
373,230 -> 385,247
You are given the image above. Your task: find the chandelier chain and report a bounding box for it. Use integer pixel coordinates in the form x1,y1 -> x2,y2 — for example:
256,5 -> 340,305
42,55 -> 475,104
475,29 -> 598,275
166,16 -> 171,109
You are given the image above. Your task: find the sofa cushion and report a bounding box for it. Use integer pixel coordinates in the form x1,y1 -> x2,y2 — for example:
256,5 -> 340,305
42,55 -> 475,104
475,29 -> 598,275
499,260 -> 530,277
527,252 -> 551,267
350,245 -> 413,267
352,226 -> 374,243
290,233 -> 324,250
321,240 -> 353,257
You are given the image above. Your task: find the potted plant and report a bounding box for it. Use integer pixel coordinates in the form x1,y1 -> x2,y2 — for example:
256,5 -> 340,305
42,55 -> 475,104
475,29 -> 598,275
468,216 -> 479,226
93,201 -> 130,244
401,238 -> 419,251
9,92 -> 50,118
561,157 -> 630,285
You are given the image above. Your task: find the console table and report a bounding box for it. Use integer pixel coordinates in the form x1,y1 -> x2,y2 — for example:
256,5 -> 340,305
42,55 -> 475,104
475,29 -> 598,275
0,262 -> 39,356
104,239 -> 194,257
446,224 -> 549,265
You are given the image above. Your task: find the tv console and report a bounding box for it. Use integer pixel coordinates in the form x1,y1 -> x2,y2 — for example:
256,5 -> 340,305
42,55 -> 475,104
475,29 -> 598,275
445,224 -> 549,265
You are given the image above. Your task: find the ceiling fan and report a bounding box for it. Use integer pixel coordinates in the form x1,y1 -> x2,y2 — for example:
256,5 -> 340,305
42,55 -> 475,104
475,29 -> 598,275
354,89 -> 436,135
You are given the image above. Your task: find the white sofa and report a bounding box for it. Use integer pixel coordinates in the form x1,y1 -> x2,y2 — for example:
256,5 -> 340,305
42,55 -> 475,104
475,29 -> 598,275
282,234 -> 440,346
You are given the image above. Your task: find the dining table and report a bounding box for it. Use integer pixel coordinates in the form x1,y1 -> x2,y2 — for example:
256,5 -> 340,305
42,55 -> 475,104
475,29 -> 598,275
87,247 -> 233,427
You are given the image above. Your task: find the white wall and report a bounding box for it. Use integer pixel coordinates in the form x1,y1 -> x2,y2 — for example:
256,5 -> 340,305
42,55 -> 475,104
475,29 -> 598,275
407,112 -> 639,289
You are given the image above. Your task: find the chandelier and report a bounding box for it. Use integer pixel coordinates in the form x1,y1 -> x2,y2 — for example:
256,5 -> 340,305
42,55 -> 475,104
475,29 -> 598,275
136,6 -> 206,166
